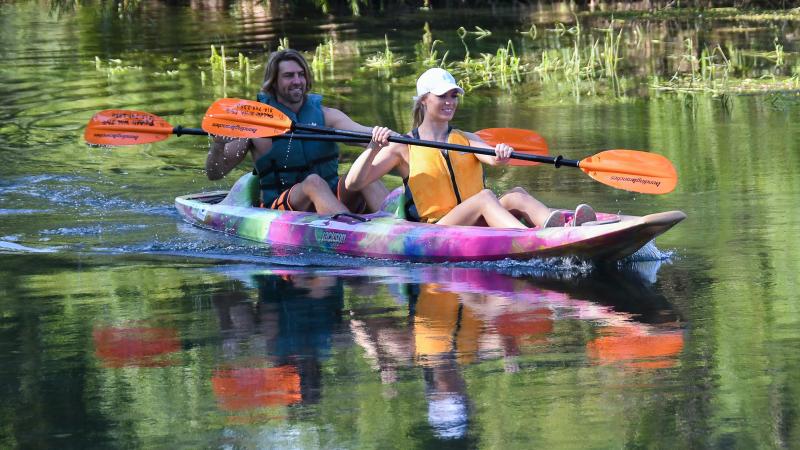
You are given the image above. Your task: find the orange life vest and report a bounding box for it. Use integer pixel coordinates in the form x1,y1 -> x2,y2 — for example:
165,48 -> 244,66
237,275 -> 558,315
405,129 -> 484,223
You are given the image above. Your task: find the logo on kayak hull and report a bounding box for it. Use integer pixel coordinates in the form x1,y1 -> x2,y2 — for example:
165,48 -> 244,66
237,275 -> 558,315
319,231 -> 347,244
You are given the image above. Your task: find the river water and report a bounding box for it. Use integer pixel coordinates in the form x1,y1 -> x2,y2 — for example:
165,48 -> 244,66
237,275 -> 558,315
1,2 -> 799,448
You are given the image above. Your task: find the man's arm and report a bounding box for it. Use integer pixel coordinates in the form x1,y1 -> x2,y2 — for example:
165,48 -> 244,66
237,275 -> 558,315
206,137 -> 251,180
322,107 -> 373,136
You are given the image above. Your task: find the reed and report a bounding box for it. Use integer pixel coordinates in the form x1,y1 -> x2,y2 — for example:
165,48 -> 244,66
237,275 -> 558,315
520,24 -> 537,40
415,23 -> 449,68
93,56 -> 142,75
205,45 -> 259,94
364,35 -> 403,73
311,39 -> 335,80
770,39 -> 785,67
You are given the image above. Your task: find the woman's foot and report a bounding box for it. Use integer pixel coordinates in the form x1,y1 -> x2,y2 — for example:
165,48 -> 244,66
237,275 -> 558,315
543,210 -> 565,228
573,204 -> 597,226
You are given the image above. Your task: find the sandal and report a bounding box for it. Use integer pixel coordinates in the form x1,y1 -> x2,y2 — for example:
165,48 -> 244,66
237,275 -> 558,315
543,210 -> 565,228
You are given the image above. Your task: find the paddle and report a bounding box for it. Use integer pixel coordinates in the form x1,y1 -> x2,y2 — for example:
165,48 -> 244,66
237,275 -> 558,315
203,98 -> 678,194
84,110 -> 370,146
84,110 -> 548,164
200,99 -> 549,167
475,128 -> 546,166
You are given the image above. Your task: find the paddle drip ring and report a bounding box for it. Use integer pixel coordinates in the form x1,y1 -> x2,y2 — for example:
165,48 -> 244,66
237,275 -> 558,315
283,132 -> 294,168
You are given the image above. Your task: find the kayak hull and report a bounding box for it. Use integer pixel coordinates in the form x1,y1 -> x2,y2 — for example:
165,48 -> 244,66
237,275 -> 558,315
175,174 -> 685,263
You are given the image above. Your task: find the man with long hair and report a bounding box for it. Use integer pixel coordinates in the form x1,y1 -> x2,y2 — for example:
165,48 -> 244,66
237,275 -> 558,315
206,49 -> 388,214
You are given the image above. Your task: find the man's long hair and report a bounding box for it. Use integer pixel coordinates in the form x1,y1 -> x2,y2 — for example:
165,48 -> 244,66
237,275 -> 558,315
261,49 -> 313,97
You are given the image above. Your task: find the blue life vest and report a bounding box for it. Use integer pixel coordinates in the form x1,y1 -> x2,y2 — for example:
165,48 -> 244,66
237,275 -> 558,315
254,93 -> 340,206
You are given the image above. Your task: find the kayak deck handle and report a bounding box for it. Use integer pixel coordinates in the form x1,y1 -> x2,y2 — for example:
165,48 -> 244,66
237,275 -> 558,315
331,213 -> 369,223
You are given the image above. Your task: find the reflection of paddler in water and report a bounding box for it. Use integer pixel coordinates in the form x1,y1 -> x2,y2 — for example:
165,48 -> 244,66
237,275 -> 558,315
210,271 -> 344,415
351,283 -> 477,440
351,280 -> 557,440
413,284 -> 479,440
350,267 -> 686,436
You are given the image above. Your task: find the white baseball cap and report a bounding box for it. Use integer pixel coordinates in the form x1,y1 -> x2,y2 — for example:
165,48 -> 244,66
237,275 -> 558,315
416,68 -> 465,97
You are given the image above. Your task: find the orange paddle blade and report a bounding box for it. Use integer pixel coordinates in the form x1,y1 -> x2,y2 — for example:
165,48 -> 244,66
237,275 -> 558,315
579,150 -> 678,194
84,110 -> 174,145
475,128 -> 548,166
587,326 -> 684,369
212,366 -> 302,411
202,98 -> 292,139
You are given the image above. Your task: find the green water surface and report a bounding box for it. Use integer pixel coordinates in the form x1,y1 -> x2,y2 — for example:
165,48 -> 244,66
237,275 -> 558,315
1,2 -> 799,448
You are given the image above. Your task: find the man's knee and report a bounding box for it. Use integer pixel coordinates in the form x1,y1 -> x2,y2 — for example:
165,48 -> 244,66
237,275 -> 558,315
301,174 -> 330,193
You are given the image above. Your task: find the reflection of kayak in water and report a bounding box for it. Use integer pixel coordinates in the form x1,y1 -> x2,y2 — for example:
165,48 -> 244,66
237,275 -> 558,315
385,264 -> 678,323
376,266 -> 685,369
175,173 -> 685,263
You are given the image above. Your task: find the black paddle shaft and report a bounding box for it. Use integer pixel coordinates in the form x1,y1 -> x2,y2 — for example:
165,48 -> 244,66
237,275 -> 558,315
292,123 -> 581,168
173,126 -> 371,144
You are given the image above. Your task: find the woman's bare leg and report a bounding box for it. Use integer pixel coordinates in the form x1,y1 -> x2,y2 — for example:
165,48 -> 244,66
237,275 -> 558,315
339,178 -> 390,213
437,189 -> 526,228
498,187 -> 552,227
360,180 -> 390,212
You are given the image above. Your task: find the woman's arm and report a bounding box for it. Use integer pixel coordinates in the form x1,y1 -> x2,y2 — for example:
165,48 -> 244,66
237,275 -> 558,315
345,129 -> 407,191
205,137 -> 251,180
462,131 -> 512,166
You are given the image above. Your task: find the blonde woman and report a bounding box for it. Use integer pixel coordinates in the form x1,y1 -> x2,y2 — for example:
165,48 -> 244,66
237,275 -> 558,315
346,68 -> 595,228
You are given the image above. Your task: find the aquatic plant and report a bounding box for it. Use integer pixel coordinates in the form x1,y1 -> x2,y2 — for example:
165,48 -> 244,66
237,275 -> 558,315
206,45 -> 258,95
415,22 -> 449,68
520,24 -> 538,40
452,26 -> 520,88
364,35 -> 403,74
312,39 -> 336,80
93,56 -> 142,76
769,38 -> 785,67
600,26 -> 622,78
530,20 -> 623,82
459,25 -> 492,41
209,44 -> 226,74
277,37 -> 290,52
451,40 -> 525,90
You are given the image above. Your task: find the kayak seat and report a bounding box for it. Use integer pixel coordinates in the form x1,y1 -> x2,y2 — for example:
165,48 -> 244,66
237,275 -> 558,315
380,187 -> 406,219
220,173 -> 260,207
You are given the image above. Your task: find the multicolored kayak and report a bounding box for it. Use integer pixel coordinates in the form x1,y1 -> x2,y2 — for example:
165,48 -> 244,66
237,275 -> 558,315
175,173 -> 686,263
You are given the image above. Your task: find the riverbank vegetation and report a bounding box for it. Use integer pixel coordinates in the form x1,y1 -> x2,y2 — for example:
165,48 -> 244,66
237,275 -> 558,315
195,15 -> 798,101
81,0 -> 799,102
